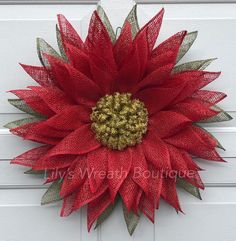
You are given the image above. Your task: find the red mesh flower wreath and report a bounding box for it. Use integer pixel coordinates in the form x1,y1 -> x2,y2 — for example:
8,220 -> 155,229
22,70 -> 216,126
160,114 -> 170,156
5,5 -> 232,235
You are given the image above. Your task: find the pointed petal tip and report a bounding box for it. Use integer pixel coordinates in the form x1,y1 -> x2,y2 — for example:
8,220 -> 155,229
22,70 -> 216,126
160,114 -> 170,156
57,14 -> 66,21
210,57 -> 218,61
190,30 -> 198,36
157,8 -> 165,19
177,208 -> 185,215
3,123 -> 8,129
219,158 -> 227,163
10,160 -> 15,165
36,37 -> 43,43
160,7 -> 165,14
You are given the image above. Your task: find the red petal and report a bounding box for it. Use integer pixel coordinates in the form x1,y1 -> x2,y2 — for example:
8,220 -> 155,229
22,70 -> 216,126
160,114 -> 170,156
86,11 -> 116,71
20,64 -> 54,87
116,26 -> 150,92
151,31 -> 187,62
161,177 -> 182,211
183,171 -> 204,190
25,121 -> 70,145
43,105 -> 90,131
147,165 -> 162,208
133,64 -> 174,93
45,167 -> 68,184
132,189 -> 143,213
119,174 -> 140,211
28,86 -> 74,113
167,144 -> 204,189
192,90 -> 226,105
89,53 -> 115,94
60,155 -> 87,197
46,124 -> 101,156
11,145 -> 50,167
170,98 -> 219,122
10,89 -> 54,117
65,43 -> 91,78
87,191 -> 112,231
60,192 -> 77,217
142,127 -> 171,170
136,8 -> 164,53
57,14 -> 84,50
10,121 -> 42,139
34,155 -> 77,170
139,195 -> 155,222
87,147 -> 108,193
133,28 -> 149,79
165,125 -> 223,161
146,51 -> 176,75
46,55 -> 103,106
115,45 -> 141,92
107,149 -> 132,200
113,22 -> 132,68
168,71 -> 221,104
72,178 -> 108,211
131,145 -> 149,193
149,111 -> 191,138
134,85 -> 184,114
167,144 -> 201,173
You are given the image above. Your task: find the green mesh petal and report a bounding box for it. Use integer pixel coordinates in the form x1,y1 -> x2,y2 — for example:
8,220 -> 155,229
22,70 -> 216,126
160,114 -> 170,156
124,5 -> 139,39
8,99 -> 43,117
173,58 -> 216,74
24,169 -> 46,175
176,31 -> 198,63
177,178 -> 202,200
199,106 -> 233,124
56,24 -> 68,61
4,117 -> 43,129
37,38 -> 61,67
97,5 -> 116,43
95,195 -> 119,229
41,180 -> 62,205
123,202 -> 140,236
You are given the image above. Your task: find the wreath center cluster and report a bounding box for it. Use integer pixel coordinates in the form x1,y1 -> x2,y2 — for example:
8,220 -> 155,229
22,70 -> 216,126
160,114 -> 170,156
91,92 -> 148,150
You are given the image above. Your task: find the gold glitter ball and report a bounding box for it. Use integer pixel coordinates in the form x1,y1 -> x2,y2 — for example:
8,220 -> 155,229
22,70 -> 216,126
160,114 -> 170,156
90,92 -> 148,150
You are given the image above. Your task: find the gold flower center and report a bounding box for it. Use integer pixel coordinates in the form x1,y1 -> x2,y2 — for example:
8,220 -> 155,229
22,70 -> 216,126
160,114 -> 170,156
90,93 -> 148,150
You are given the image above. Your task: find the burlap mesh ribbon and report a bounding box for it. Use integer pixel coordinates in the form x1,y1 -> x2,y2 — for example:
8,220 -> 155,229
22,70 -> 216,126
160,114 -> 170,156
5,4 -> 232,235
